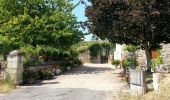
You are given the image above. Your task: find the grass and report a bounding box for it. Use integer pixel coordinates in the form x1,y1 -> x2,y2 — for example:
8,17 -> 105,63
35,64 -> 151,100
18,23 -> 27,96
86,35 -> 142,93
0,79 -> 15,94
118,74 -> 170,100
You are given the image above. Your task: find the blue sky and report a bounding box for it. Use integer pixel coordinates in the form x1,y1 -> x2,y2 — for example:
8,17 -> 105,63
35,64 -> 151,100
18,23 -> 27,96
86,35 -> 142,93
71,0 -> 93,41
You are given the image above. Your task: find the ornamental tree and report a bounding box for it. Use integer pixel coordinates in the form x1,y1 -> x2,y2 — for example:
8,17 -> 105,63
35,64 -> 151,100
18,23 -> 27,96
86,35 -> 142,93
0,0 -> 84,50
85,0 -> 170,71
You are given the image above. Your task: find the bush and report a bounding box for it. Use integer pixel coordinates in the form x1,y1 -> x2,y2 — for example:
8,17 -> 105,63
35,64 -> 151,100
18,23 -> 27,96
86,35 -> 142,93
70,49 -> 79,58
23,70 -> 39,84
38,70 -> 53,80
151,56 -> 163,70
112,60 -> 120,66
124,45 -> 140,52
122,58 -> 138,69
73,59 -> 83,66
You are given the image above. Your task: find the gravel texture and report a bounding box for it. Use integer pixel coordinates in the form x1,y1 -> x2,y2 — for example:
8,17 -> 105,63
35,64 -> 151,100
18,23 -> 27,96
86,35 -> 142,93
0,64 -> 125,100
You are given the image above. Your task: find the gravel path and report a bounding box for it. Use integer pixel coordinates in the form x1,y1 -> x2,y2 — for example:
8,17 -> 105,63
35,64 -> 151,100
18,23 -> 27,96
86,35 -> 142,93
0,64 -> 125,100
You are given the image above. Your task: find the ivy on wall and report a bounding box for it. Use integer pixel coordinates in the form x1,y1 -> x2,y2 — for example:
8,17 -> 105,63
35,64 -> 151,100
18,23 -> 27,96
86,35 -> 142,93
72,41 -> 115,57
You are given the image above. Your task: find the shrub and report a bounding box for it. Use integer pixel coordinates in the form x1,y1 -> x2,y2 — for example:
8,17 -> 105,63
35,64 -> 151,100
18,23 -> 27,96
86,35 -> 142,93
70,49 -> 79,58
124,45 -> 140,52
23,70 -> 39,84
38,70 -> 53,80
122,58 -> 138,70
73,59 -> 83,66
151,56 -> 163,70
112,60 -> 120,66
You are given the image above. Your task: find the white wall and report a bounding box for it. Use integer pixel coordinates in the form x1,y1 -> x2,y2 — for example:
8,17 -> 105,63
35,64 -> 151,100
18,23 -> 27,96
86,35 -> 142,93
114,44 -> 124,61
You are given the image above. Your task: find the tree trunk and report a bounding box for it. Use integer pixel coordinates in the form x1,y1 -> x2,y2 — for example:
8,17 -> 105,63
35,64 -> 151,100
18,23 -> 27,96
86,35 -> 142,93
145,49 -> 152,72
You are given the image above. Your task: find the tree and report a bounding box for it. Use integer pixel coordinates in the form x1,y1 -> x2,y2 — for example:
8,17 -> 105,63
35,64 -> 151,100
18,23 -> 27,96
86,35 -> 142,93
85,0 -> 170,71
0,35 -> 19,59
0,0 -> 84,50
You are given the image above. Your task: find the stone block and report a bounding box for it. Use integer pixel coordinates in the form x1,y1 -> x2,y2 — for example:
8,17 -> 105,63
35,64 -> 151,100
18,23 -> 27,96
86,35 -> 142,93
130,69 -> 146,86
130,69 -> 146,95
130,84 -> 146,95
55,69 -> 61,75
153,73 -> 164,91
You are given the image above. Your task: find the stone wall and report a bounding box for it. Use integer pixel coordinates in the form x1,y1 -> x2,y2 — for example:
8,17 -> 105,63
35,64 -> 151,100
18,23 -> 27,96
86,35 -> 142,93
78,51 -> 91,63
136,50 -> 146,64
161,44 -> 170,64
120,44 -> 170,65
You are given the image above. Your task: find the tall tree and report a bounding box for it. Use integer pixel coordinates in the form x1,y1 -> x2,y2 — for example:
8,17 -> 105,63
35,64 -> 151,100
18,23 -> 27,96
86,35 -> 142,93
0,0 -> 84,50
85,0 -> 170,71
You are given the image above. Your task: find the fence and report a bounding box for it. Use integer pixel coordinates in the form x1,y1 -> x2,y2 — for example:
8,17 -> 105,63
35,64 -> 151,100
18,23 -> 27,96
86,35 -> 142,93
0,61 -> 7,81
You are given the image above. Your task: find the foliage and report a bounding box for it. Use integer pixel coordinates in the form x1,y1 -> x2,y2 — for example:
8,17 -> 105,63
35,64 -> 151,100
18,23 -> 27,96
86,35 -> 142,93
151,55 -> 163,70
23,69 -> 54,83
58,60 -> 70,66
72,41 -> 115,57
73,58 -> 83,66
21,45 -> 79,66
0,0 -> 84,58
124,45 -> 140,52
112,60 -> 120,66
122,58 -> 138,70
0,35 -> 19,59
89,43 -> 109,57
23,70 -> 39,81
85,0 -> 170,71
69,49 -> 79,58
38,70 -> 53,80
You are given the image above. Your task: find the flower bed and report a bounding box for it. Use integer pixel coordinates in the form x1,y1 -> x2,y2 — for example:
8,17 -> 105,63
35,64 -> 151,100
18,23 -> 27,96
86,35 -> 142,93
23,59 -> 83,84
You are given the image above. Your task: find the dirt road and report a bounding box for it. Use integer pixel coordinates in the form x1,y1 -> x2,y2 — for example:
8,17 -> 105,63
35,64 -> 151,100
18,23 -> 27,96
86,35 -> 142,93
0,64 -> 125,100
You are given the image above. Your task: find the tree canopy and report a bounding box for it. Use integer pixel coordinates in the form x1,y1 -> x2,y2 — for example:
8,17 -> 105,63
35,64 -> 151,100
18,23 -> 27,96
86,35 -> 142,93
85,0 -> 170,71
0,0 -> 84,50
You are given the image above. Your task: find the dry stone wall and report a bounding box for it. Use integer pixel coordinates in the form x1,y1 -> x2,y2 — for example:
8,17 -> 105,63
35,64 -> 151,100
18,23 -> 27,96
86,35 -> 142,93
136,50 -> 146,65
161,44 -> 170,65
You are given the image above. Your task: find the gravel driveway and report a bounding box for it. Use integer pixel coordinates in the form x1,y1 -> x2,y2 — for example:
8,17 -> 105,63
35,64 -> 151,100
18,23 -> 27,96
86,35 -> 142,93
0,64 -> 125,100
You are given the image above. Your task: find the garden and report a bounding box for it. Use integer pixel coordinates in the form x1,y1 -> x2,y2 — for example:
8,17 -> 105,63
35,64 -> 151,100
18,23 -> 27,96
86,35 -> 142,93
0,0 -> 84,92
20,45 -> 83,84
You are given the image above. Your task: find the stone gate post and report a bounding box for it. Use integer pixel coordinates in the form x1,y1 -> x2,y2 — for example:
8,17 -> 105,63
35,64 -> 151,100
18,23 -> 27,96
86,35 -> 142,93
6,50 -> 23,85
153,73 -> 163,91
129,69 -> 146,95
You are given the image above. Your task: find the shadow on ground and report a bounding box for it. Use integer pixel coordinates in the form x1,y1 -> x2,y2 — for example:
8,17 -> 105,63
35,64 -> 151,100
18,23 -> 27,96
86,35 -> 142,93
62,65 -> 114,75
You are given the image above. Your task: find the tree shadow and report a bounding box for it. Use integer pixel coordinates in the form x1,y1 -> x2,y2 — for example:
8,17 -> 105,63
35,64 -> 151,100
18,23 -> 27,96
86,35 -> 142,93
62,65 -> 114,75
22,79 -> 60,86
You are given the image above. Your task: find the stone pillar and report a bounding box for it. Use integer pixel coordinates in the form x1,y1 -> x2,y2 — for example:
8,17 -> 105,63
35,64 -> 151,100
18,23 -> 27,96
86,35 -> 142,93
6,50 -> 23,85
108,55 -> 113,64
129,69 -> 146,95
153,73 -> 163,91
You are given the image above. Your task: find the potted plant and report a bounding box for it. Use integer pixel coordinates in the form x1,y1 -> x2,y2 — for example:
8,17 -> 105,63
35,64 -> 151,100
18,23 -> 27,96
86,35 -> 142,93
112,60 -> 120,68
